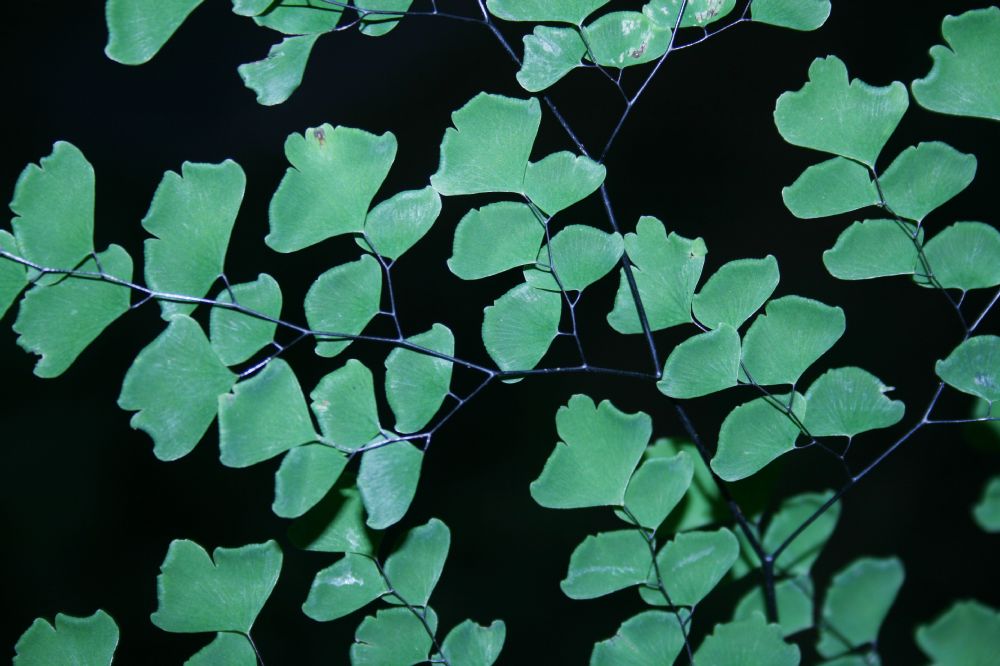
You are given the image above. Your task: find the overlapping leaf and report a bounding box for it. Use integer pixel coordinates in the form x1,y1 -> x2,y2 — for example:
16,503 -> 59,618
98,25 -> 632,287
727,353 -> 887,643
693,255 -> 780,330
560,530 -> 650,599
362,187 -> 441,260
449,202 -> 543,280
817,557 -> 904,658
185,632 -> 255,666
289,481 -> 374,555
879,142 -> 976,223
523,152 -> 606,215
486,0 -> 610,24
590,611 -> 684,666
482,283 -> 562,372
658,325 -> 741,398
921,222 -> 1000,290
621,450 -> 693,529
0,231 -> 26,318
358,441 -> 423,529
751,0 -> 830,31
302,553 -> 386,621
640,528 -> 738,606
583,12 -> 671,68
712,393 -> 806,481
440,620 -> 506,666
936,336 -> 1000,402
782,157 -> 879,219
252,0 -> 344,34
526,225 -> 623,292
385,324 -> 454,433
643,0 -> 738,29
823,219 -> 920,280
14,610 -> 118,666
350,607 -> 438,665
734,577 -> 814,637
759,491 -> 840,575
383,518 -> 450,606
357,0 -> 413,37
804,367 -> 905,438
916,600 -> 1000,665
517,27 -> 586,92
238,34 -> 320,106
209,273 -> 282,366
694,615 -> 800,665
304,255 -> 382,358
105,0 -> 204,64
273,444 -> 348,518
311,360 -> 382,450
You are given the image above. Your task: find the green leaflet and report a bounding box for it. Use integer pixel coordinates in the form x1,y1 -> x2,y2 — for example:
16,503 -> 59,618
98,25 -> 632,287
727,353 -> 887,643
817,557 -> 904,658
643,0 -> 739,29
440,620 -> 506,666
486,0 -> 610,25
143,160 -> 244,320
517,26 -> 586,92
448,202 -> 544,280
936,336 -> 1000,402
218,359 -> 317,468
527,225 -> 624,293
694,615 -> 801,666
350,607 -> 438,666
973,475 -> 1000,532
657,324 -> 741,398
358,441 -> 423,529
921,222 -> 1000,290
608,216 -> 706,333
232,0 -> 271,16
734,577 -> 814,637
10,142 -> 95,284
782,157 -> 879,219
14,245 -> 132,378
302,553 -> 387,621
693,255 -> 780,330
482,282 -> 562,372
151,540 -> 282,634
590,611 -> 685,666
751,0 -> 830,31
774,56 -> 908,167
759,491 -> 840,576
712,393 -> 806,482
362,187 -> 442,260
105,0 -> 204,64
0,231 -> 26,318
209,273 -> 282,366
304,255 -> 382,358
311,360 -> 382,450
13,610 -> 118,666
119,315 -> 236,461
560,530 -> 650,599
383,518 -> 450,606
583,12 -> 671,68
431,93 -> 541,196
185,632 -> 256,666
272,444 -> 348,518
289,481 -> 374,555
740,295 -> 846,386
357,0 -> 413,37
823,219 -> 921,280
880,142 -> 977,223
916,600 -> 1000,665
641,527 -> 739,607
267,125 -> 396,252
531,395 -> 651,509
621,451 -> 694,530
523,152 -> 606,216
253,0 -> 344,34
238,33 -> 320,106
911,7 -> 1000,121
385,324 -> 454,433
803,367 -> 905,438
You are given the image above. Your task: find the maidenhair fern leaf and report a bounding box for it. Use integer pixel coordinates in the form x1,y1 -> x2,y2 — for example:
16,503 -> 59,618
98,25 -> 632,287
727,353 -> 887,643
643,0 -> 739,29
751,0 -> 831,31
10,142 -> 95,285
590,611 -> 685,666
692,255 -> 780,330
657,324 -> 741,398
272,444 -> 348,518
761,491 -> 840,576
774,56 -> 908,167
523,152 -> 606,216
560,530 -> 650,599
803,367 -> 905,438
916,600 -> 1000,665
823,219 -> 921,280
385,324 -> 454,434
482,283 -> 562,372
712,393 -> 806,482
817,557 -> 904,658
13,245 -> 132,378
782,157 -> 879,219
267,125 -> 397,252
734,577 -> 814,637
209,273 -> 282,366
694,615 -> 800,665
973,476 -> 1000,532
119,315 -> 236,461
238,34 -> 320,106
185,632 -> 256,666
935,336 -> 1000,402
232,0 -> 271,16
517,26 -> 586,92
105,0 -> 205,64
911,7 -> 1000,121
486,0 -> 611,25
358,441 -> 423,529
640,528 -> 739,607
253,0 -> 344,34
527,225 -> 624,293
448,202 -> 544,280
621,451 -> 694,530
14,610 -> 118,666
311,360 -> 382,450
879,142 -> 977,223
0,231 -> 26,318
920,222 -> 1000,290
350,607 -> 438,666
440,620 -> 506,666
361,187 -> 442,260
608,216 -> 706,333
289,481 -> 374,555
218,359 -> 317,468
357,0 -> 413,37
302,553 -> 387,621
530,395 -> 651,509
151,540 -> 282,634
142,160 -> 245,320
383,518 -> 450,607
304,255 -> 382,358
740,295 -> 846,386
583,12 -> 671,68
431,93 -> 541,196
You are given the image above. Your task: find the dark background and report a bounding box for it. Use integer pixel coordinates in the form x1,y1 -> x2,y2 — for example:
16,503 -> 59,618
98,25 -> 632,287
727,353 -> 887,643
2,1 -> 998,663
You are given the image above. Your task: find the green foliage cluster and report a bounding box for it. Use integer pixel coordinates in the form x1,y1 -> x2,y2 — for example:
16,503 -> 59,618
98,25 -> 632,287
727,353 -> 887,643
4,1 -> 1000,664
